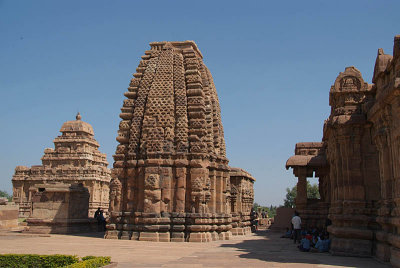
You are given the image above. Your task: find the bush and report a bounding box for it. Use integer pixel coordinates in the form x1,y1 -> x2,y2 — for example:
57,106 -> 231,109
63,256 -> 111,268
0,254 -> 79,268
0,254 -> 110,268
81,256 -> 96,261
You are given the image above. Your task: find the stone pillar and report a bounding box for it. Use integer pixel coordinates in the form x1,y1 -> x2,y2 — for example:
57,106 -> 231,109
143,168 -> 161,213
296,170 -> 308,209
209,169 -> 216,213
375,129 -> 393,262
174,167 -> 186,213
126,168 -> 136,212
160,166 -> 172,213
171,165 -> 186,242
215,171 -> 223,213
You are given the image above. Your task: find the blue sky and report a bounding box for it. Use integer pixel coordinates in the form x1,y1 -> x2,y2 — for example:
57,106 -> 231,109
0,0 -> 399,205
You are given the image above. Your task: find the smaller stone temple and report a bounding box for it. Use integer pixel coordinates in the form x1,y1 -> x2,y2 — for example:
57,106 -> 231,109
12,113 -> 111,218
229,167 -> 255,235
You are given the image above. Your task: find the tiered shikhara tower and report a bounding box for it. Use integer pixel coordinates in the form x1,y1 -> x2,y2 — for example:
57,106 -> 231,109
105,41 -> 233,242
12,113 -> 111,218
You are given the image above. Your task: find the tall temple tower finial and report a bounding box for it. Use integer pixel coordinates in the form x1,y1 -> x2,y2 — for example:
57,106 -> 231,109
76,112 -> 82,121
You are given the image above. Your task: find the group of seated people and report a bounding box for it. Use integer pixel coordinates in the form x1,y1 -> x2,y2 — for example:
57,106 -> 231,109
281,228 -> 331,253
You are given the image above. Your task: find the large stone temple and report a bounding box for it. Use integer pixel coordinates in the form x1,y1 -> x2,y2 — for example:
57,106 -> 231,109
12,113 -> 111,218
286,35 -> 400,265
105,41 -> 255,242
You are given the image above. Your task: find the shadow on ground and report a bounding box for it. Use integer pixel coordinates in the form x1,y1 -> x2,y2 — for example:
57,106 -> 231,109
220,230 -> 389,268
56,231 -> 106,238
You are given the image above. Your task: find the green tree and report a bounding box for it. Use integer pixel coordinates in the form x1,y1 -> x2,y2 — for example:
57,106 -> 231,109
307,182 -> 320,199
268,205 -> 277,218
284,185 -> 297,208
253,202 -> 260,210
283,182 -> 320,208
0,190 -> 12,202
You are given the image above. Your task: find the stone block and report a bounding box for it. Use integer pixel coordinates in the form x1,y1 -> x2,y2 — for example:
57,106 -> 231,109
158,232 -> 170,242
188,232 -> 207,242
390,247 -> 400,268
170,232 -> 185,242
104,230 -> 119,239
330,237 -> 372,257
131,232 -> 140,240
0,204 -> 19,229
376,242 -> 391,262
139,232 -> 159,242
120,231 -> 132,240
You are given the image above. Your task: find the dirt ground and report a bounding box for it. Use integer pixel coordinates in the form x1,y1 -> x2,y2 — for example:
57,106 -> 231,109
0,230 -> 389,267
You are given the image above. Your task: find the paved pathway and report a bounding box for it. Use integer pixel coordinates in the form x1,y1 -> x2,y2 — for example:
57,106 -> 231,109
0,230 -> 389,267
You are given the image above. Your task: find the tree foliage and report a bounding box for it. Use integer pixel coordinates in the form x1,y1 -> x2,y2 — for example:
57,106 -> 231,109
0,190 -> 12,202
284,185 -> 297,208
307,182 -> 320,199
268,205 -> 277,218
283,181 -> 320,208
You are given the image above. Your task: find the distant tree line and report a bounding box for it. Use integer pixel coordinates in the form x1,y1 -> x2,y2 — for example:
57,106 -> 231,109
253,203 -> 278,218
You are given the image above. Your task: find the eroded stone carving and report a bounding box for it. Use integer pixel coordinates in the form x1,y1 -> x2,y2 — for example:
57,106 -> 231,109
286,35 -> 400,265
109,178 -> 122,212
105,41 -> 254,242
229,168 -> 255,236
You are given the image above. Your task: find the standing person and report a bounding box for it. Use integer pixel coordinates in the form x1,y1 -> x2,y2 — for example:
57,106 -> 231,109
250,209 -> 257,232
99,210 -> 106,231
291,211 -> 302,244
94,207 -> 103,232
254,213 -> 259,231
94,207 -> 101,219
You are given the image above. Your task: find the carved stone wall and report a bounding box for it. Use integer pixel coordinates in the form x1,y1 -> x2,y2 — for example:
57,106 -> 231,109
26,182 -> 95,234
286,35 -> 400,265
0,198 -> 18,230
12,113 -> 111,218
323,66 -> 380,257
229,168 -> 255,235
105,41 -> 240,242
369,36 -> 400,265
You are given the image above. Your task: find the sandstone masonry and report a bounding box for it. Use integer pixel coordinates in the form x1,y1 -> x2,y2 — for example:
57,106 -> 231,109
105,41 -> 255,242
286,35 -> 400,265
12,113 -> 111,218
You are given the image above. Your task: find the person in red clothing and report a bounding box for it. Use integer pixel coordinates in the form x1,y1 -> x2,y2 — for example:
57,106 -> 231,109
305,232 -> 313,243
